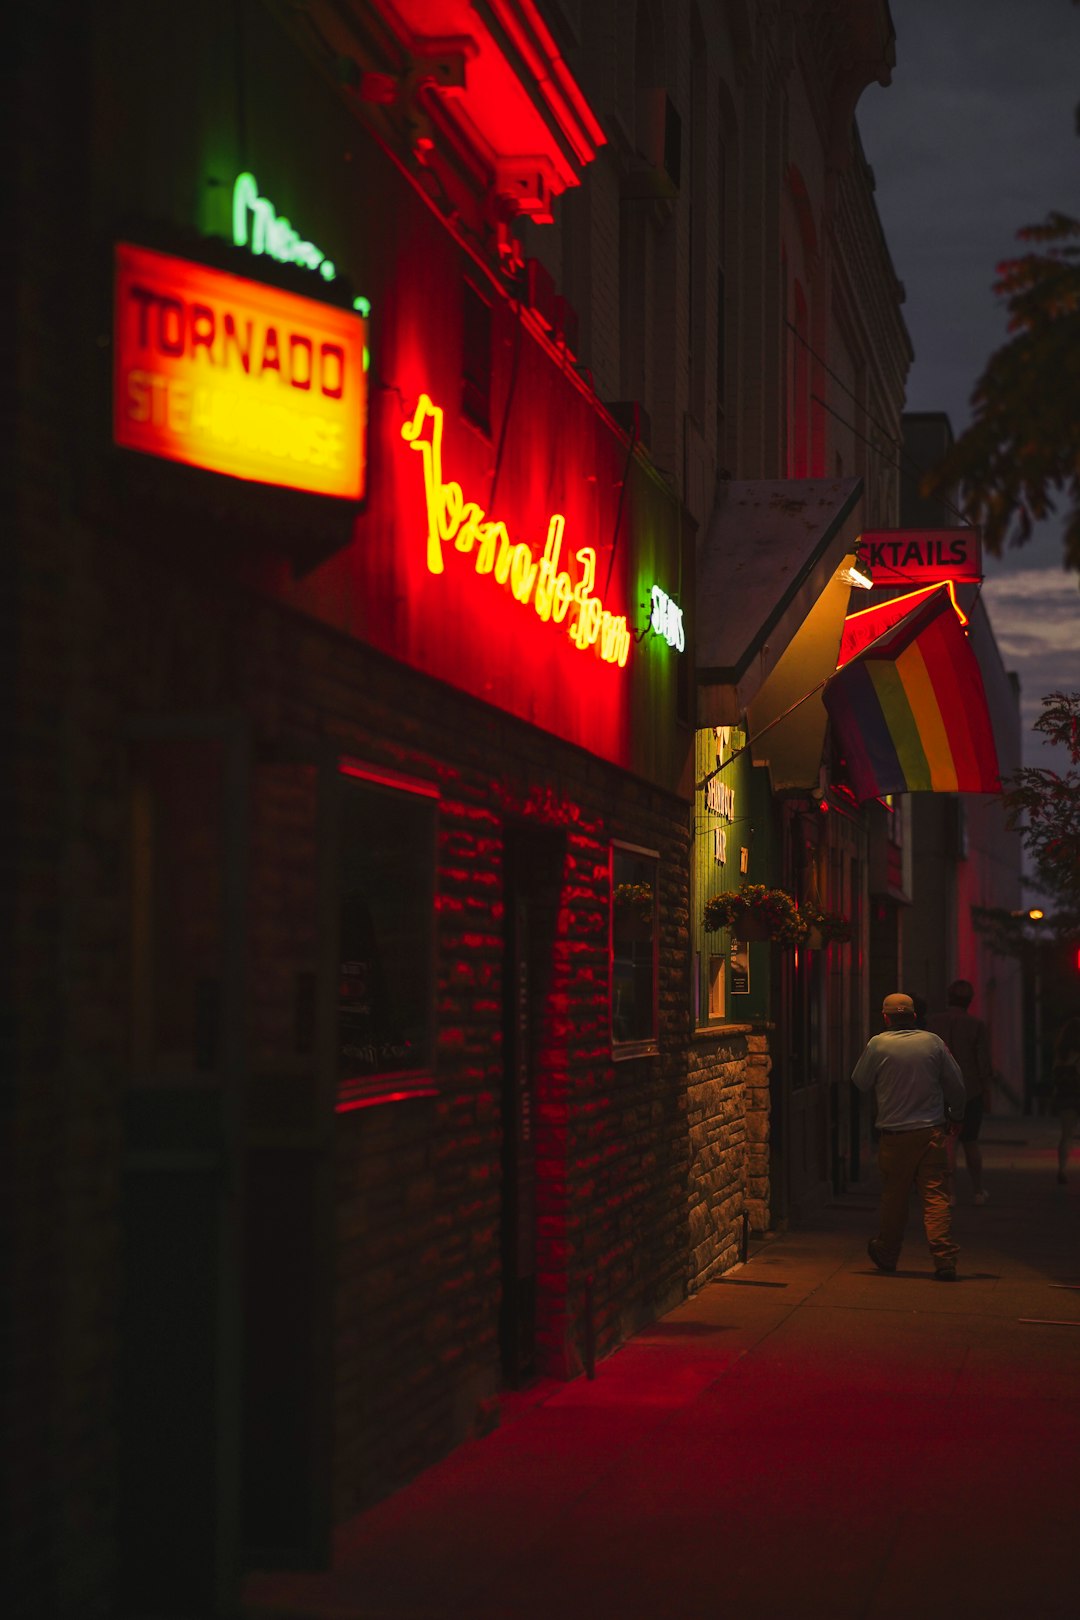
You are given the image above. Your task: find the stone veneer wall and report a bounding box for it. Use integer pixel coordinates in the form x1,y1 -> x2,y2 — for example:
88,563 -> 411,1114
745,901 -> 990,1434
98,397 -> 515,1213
687,1027 -> 772,1290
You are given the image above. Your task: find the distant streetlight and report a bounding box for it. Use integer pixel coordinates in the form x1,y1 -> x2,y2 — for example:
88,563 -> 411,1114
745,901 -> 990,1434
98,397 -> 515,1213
1028,908 -> 1045,921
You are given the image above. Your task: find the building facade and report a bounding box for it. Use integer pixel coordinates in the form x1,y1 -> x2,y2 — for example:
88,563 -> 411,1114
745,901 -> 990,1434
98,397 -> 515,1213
899,412 -> 1024,1096
10,2 -> 915,1615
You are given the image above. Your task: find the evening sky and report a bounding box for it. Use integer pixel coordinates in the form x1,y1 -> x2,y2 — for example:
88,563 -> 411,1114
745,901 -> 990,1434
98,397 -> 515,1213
855,0 -> 1080,776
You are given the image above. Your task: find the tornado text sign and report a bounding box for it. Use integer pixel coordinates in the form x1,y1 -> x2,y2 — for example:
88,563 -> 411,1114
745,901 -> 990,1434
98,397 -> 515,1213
113,242 -> 367,499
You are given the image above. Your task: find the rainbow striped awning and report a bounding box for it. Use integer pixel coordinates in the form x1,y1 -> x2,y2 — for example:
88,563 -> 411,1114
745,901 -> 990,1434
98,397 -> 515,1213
823,585 -> 1001,800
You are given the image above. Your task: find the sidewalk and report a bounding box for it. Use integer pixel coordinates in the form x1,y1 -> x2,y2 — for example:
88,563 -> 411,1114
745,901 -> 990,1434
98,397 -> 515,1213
245,1118 -> 1080,1620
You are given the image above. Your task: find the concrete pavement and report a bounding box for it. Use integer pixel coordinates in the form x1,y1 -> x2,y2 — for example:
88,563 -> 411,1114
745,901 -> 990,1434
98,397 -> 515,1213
245,1117 -> 1080,1620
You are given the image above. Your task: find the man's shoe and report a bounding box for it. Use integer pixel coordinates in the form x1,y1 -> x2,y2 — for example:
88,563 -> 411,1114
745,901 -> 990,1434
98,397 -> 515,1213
973,1189 -> 990,1206
935,1267 -> 957,1281
867,1239 -> 896,1273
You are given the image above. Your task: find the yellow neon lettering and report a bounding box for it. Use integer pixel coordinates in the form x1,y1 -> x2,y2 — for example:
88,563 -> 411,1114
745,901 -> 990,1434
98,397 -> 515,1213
401,394 -> 630,665
493,528 -> 516,586
510,542 -> 538,603
534,515 -> 564,621
474,520 -> 506,574
400,395 -> 445,573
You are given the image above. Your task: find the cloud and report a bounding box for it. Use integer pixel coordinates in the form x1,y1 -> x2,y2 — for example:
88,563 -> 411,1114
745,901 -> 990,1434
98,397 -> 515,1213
981,571 -> 1080,770
857,0 -> 1080,429
854,1 -> 1080,782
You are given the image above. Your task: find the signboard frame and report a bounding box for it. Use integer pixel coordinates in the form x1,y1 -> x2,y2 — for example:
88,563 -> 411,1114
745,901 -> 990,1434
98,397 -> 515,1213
113,242 -> 367,501
859,528 -> 982,586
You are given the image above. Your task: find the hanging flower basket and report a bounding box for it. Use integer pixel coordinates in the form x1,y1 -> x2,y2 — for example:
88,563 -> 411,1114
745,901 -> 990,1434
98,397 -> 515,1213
802,908 -> 853,949
702,884 -> 808,947
613,881 -> 654,939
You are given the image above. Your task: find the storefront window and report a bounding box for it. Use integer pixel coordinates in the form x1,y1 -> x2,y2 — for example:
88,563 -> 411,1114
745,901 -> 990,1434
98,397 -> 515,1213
338,763 -> 437,1089
462,280 -> 493,433
693,724 -> 765,1025
611,842 -> 659,1053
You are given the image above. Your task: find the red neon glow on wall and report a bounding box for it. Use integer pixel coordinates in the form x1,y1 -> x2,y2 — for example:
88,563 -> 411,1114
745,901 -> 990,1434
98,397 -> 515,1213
113,243 -> 367,499
374,0 -> 605,211
401,393 -> 631,667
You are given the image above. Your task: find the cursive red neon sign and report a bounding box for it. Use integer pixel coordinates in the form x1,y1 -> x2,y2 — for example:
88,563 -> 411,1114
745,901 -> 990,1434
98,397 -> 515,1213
401,394 -> 630,667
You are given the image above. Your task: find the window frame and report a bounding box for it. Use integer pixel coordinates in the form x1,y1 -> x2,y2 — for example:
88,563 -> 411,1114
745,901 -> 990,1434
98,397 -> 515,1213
335,756 -> 440,1111
610,838 -> 660,1060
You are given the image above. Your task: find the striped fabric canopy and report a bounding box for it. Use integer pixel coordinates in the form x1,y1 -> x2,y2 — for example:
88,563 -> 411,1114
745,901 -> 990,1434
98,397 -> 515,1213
824,585 -> 1001,800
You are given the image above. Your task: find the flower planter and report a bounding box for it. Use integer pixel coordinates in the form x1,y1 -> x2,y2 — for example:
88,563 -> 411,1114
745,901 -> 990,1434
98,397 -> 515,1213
703,885 -> 808,946
734,910 -> 771,942
803,912 -> 852,950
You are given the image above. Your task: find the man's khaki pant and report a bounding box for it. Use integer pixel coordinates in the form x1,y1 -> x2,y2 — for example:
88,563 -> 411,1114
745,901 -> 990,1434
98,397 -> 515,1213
876,1124 -> 958,1271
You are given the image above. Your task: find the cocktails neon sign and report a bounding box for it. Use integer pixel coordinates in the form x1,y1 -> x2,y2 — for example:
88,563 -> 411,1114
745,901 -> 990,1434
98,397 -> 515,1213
113,242 -> 367,499
401,395 -> 631,667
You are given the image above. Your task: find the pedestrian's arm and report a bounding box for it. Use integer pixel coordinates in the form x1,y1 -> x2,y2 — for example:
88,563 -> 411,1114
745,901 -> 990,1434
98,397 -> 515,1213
851,1044 -> 877,1092
940,1045 -> 966,1122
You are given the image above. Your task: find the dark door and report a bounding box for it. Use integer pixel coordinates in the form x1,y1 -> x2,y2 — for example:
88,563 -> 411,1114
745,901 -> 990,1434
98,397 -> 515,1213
118,722 -> 336,1616
499,826 -> 562,1385
239,745 -> 337,1571
119,720 -> 246,1618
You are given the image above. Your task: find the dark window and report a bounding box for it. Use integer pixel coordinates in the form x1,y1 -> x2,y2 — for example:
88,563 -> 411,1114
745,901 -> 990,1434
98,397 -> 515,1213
462,281 -> 493,432
338,765 -> 436,1085
611,843 -> 659,1051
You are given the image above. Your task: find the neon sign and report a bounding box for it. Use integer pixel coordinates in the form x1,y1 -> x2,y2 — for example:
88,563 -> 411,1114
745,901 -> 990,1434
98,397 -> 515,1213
232,172 -> 371,318
859,528 -> 982,585
233,171 -> 336,281
649,584 -> 685,650
401,394 -> 630,667
113,243 -> 367,499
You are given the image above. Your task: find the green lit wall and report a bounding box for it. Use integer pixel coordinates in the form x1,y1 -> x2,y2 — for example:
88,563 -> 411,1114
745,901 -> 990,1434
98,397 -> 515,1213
691,726 -> 774,1027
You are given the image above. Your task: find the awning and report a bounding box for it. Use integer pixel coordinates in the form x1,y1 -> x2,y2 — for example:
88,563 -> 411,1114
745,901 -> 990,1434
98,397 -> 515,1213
696,476 -> 863,788
823,585 -> 1001,800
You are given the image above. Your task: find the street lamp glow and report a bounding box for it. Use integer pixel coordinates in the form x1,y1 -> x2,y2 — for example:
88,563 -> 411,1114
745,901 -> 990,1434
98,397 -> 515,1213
1028,908 -> 1045,920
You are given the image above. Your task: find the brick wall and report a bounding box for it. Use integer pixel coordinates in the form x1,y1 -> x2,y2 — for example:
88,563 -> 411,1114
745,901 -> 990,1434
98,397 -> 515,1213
10,437 -> 694,1594
686,1025 -> 772,1290
241,608 -> 693,1513
8,6 -> 120,1615
75,554 -> 690,1528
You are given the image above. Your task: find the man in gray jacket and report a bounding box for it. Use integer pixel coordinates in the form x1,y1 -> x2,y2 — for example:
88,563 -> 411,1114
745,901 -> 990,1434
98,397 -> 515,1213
853,992 -> 967,1281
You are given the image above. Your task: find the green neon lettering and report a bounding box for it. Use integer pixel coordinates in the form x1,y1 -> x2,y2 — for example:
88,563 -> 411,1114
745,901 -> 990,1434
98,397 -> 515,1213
231,173 -> 371,327
231,171 -> 335,281
232,171 -> 258,249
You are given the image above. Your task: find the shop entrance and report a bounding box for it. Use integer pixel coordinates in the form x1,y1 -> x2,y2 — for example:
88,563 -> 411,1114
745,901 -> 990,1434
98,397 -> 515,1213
118,721 -> 336,1616
499,824 -> 563,1386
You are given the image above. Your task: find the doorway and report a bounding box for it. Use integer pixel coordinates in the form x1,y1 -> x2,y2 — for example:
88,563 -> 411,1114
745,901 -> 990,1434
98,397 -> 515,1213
499,824 -> 563,1386
118,722 -> 336,1615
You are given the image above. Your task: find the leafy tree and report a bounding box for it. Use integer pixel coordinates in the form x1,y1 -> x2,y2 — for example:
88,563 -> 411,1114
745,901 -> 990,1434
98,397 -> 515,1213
922,211 -> 1080,573
1004,691 -> 1080,927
